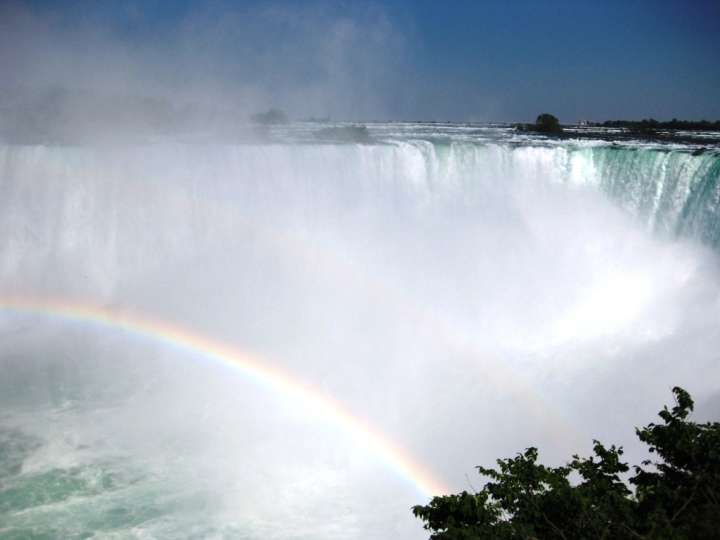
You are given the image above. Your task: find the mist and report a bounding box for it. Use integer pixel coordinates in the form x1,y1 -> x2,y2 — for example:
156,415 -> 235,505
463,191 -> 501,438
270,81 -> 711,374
0,0 -> 413,128
2,136 -> 720,537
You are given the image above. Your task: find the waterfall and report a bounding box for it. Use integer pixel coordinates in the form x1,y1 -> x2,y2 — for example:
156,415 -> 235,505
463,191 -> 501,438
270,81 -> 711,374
1,133 -> 719,539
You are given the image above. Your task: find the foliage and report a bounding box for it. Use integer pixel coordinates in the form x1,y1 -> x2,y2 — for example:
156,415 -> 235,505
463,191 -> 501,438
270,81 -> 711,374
631,388 -> 720,539
305,116 -> 331,123
413,388 -> 720,539
517,114 -> 564,134
603,119 -> 720,132
250,108 -> 288,125
0,85 -> 249,144
314,124 -> 372,143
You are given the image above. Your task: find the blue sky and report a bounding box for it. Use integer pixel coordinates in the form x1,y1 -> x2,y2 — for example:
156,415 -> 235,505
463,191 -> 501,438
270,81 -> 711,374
1,0 -> 718,122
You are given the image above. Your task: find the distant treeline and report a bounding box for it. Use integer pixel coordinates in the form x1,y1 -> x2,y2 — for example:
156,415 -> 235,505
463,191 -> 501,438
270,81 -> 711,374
0,86 -> 282,144
602,118 -> 720,131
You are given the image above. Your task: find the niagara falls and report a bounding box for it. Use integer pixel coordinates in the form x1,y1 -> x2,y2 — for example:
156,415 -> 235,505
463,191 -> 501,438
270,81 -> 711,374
1,1 -> 719,539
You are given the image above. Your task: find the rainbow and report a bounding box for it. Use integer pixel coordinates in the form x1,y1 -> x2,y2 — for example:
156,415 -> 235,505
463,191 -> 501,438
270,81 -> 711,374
1,144 -> 582,468
0,293 -> 450,498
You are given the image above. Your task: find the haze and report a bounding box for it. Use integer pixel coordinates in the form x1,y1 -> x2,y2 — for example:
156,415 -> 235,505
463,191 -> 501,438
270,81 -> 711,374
1,0 -> 718,123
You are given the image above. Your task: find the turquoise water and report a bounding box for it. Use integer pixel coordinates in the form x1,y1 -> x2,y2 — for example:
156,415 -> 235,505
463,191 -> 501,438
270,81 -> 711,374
0,342 -> 229,540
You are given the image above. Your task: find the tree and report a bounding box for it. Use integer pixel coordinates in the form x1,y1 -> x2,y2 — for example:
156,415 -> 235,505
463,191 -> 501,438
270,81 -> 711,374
412,388 -> 720,539
534,114 -> 563,133
314,124 -> 372,143
517,114 -> 564,134
250,108 -> 288,125
631,388 -> 720,539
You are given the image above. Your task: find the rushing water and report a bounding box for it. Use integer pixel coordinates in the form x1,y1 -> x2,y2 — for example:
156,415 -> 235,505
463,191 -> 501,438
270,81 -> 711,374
1,124 -> 719,539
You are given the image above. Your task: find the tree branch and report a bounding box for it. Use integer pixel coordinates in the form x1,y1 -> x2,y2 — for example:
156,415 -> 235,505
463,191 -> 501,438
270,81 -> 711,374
670,480 -> 699,523
521,492 -> 568,540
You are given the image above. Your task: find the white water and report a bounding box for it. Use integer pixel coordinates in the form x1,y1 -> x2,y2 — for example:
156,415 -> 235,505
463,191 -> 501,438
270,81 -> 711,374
1,127 -> 720,538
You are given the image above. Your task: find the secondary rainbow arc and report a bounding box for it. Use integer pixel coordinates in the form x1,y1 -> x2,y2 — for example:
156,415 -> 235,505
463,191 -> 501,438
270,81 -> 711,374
3,145 -> 582,455
0,293 -> 449,498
